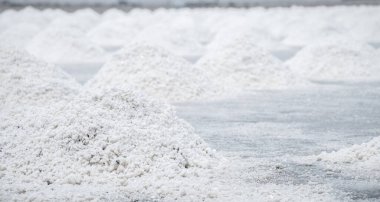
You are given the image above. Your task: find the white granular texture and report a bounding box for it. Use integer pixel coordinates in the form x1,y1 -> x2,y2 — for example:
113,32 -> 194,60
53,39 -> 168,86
311,136 -> 380,180
86,43 -> 216,103
0,48 -> 80,108
0,89 -> 223,201
316,136 -> 380,167
197,34 -> 300,90
286,41 -> 380,81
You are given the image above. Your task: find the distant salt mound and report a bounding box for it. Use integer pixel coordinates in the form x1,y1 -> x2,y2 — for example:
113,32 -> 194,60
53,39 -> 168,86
86,43 -> 214,102
207,22 -> 300,61
87,18 -> 140,51
0,89 -> 222,201
26,24 -> 106,65
0,7 -> 52,32
286,42 -> 380,81
135,22 -> 205,62
207,21 -> 283,53
0,23 -> 41,49
281,19 -> 344,47
0,48 -> 80,107
0,10 -> 17,32
50,8 -> 100,32
101,8 -> 126,20
337,8 -> 380,44
197,34 -> 300,90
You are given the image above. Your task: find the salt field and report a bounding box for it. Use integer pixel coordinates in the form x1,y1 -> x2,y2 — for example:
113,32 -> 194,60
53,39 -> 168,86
1,4 -> 380,201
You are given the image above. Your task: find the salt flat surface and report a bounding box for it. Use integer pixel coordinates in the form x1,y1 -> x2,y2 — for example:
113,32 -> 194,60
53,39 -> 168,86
176,83 -> 380,201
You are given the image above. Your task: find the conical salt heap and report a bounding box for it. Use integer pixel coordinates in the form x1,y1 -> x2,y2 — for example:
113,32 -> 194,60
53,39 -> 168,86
197,33 -> 298,90
0,48 -> 80,107
0,89 -> 223,201
86,43 -> 215,103
286,41 -> 380,81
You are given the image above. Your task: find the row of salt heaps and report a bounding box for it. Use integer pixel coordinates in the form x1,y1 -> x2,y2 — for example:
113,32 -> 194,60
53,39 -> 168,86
0,7 -> 380,98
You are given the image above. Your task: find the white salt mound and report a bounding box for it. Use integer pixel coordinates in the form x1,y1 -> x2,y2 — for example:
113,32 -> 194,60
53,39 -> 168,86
0,48 -> 80,107
135,22 -> 205,62
0,7 -> 51,32
286,42 -> 380,81
316,136 -> 380,172
87,18 -> 140,51
207,21 -> 283,54
101,8 -> 126,21
26,25 -> 106,65
86,43 -> 214,103
0,89 -> 222,201
0,23 -> 41,49
197,34 -> 299,90
50,8 -> 100,32
281,18 -> 344,47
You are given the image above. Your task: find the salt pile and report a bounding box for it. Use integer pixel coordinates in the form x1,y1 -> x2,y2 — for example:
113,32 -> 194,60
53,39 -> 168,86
197,33 -> 299,90
317,136 -> 380,165
315,136 -> 380,175
0,23 -> 41,49
0,48 -> 80,107
206,20 -> 283,54
87,18 -> 140,51
101,8 -> 126,21
25,8 -> 106,65
49,8 -> 100,32
286,41 -> 380,81
0,89 -> 223,201
336,7 -> 380,44
135,21 -> 206,62
26,25 -> 106,65
86,43 -> 215,103
280,15 -> 344,47
0,7 -> 51,31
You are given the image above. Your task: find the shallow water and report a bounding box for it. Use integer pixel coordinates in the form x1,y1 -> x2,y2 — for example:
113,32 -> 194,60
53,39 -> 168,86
176,83 -> 380,201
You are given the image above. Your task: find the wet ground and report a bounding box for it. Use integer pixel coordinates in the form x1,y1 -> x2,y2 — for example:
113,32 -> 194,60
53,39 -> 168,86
176,82 -> 380,201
